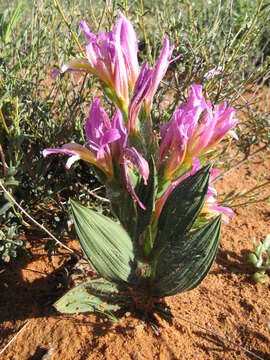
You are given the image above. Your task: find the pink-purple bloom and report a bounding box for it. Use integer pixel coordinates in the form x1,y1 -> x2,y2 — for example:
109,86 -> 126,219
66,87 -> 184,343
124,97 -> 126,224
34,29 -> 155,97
59,13 -> 177,135
144,38 -> 174,114
128,62 -> 153,134
43,98 -> 149,209
115,12 -> 139,87
158,84 -> 238,180
85,98 -> 121,160
43,98 -> 120,179
61,13 -> 139,109
60,15 -> 176,121
127,38 -> 175,133
201,168 -> 234,224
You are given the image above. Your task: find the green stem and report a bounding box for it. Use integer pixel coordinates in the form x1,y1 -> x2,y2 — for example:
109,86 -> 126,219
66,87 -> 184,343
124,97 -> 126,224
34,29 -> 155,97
232,195 -> 270,208
124,0 -> 128,17
54,0 -> 85,56
0,108 -> 9,136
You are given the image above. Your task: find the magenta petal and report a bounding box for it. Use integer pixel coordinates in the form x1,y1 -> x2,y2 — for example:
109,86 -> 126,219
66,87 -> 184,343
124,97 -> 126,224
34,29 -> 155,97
122,147 -> 150,209
79,20 -> 96,41
216,205 -> 235,217
111,109 -> 127,151
187,84 -> 205,108
208,204 -> 235,223
43,144 -> 87,169
145,37 -> 174,113
43,147 -> 75,158
116,12 -> 139,86
123,156 -> 146,210
158,110 -> 191,174
125,147 -> 149,185
113,46 -> 129,105
85,98 -> 111,145
100,128 -> 121,147
129,62 -> 153,133
132,62 -> 153,101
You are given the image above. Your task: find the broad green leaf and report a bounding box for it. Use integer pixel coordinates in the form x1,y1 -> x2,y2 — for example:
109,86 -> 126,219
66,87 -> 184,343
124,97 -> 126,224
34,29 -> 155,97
54,278 -> 129,315
152,216 -> 221,296
153,165 -> 211,254
70,200 -> 135,283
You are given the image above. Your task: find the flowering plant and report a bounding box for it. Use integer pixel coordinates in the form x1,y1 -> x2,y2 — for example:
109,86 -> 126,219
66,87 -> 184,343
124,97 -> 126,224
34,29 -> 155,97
44,13 -> 237,320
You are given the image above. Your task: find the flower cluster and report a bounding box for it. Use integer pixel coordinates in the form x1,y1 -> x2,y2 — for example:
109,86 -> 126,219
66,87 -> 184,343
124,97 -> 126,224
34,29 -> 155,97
158,84 -> 237,181
60,13 -> 173,118
44,98 -> 149,209
45,12 -> 237,223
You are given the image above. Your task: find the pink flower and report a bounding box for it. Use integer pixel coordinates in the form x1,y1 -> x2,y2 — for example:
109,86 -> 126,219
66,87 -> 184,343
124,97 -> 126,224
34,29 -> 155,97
158,84 -> 238,180
43,98 -> 121,180
144,38 -> 174,114
85,98 -> 121,161
61,13 -> 139,109
127,38 -> 175,134
128,62 -> 153,134
157,110 -> 188,180
115,12 -> 139,87
43,99 -> 149,209
201,168 -> 234,224
183,85 -> 238,157
59,15 -> 177,131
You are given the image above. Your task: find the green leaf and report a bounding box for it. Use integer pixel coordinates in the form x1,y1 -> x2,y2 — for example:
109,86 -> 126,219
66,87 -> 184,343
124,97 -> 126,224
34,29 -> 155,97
152,216 -> 221,296
0,201 -> 13,216
4,0 -> 22,45
153,164 -> 211,254
70,200 -> 135,283
54,278 -> 129,315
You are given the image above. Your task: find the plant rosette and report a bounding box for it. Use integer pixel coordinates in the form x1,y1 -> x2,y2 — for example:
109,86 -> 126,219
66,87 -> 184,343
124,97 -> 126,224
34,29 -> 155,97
44,12 -> 237,321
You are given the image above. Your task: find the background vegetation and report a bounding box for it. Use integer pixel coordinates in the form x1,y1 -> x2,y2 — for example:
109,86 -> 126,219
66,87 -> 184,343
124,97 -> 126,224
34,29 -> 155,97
0,0 -> 269,261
